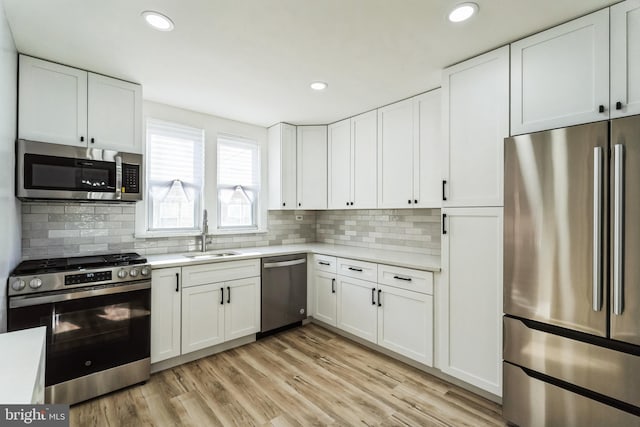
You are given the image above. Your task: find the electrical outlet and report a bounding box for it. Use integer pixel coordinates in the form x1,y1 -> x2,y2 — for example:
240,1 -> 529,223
295,215 -> 303,221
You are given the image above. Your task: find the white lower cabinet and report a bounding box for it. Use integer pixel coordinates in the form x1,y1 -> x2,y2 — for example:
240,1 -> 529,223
151,260 -> 261,364
439,207 -> 503,396
224,277 -> 261,341
182,283 -> 225,353
150,267 -> 182,363
326,259 -> 434,367
336,276 -> 378,343
377,284 -> 433,366
314,271 -> 337,326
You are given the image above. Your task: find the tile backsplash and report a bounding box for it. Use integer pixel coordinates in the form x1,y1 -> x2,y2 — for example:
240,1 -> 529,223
316,209 -> 440,255
21,203 -> 441,259
21,203 -> 316,259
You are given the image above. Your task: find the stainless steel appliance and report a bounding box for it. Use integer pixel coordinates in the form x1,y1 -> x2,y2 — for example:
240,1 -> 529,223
7,253 -> 151,405
260,254 -> 307,333
504,116 -> 640,426
17,139 -> 142,201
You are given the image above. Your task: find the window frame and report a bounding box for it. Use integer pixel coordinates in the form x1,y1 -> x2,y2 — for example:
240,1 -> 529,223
143,118 -> 205,236
215,134 -> 262,232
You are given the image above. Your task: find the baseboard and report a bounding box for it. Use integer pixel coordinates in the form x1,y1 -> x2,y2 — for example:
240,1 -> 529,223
150,334 -> 256,374
309,317 -> 502,405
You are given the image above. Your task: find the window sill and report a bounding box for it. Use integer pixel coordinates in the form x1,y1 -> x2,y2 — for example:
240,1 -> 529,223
211,228 -> 268,236
134,230 -> 202,239
134,228 -> 269,239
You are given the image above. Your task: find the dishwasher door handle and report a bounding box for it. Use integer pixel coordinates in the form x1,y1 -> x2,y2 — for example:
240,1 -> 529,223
263,259 -> 306,268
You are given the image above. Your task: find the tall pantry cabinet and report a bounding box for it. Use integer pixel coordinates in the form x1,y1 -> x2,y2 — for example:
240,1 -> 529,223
439,46 -> 509,396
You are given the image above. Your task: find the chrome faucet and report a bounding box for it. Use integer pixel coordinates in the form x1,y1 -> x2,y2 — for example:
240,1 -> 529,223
200,209 -> 209,252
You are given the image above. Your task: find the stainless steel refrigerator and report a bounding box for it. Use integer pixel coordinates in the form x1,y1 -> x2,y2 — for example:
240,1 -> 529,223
503,116 -> 640,427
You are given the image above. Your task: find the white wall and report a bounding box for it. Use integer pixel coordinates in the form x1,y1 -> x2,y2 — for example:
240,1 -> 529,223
0,0 -> 20,332
136,100 -> 269,236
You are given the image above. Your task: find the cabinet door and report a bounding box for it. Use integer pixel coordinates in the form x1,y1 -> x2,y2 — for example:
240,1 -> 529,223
336,276 -> 377,343
377,284 -> 433,366
511,9 -> 609,134
281,123 -> 297,210
414,89 -> 441,208
328,118 -> 352,209
18,55 -> 87,147
181,283 -> 225,354
352,111 -> 378,208
88,73 -> 142,153
611,0 -> 640,118
224,277 -> 260,341
296,126 -> 327,209
150,268 -> 182,363
443,46 -> 509,207
378,98 -> 415,208
314,271 -> 337,326
439,207 -> 503,396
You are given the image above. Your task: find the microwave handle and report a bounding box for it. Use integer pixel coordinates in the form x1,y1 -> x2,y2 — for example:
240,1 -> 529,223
115,156 -> 123,200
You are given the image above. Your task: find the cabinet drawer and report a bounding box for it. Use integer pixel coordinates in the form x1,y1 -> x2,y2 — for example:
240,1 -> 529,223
337,258 -> 377,282
182,259 -> 260,288
377,264 -> 433,295
313,254 -> 337,273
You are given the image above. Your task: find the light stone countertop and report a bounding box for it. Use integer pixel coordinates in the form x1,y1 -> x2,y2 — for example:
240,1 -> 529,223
0,326 -> 46,404
147,243 -> 440,272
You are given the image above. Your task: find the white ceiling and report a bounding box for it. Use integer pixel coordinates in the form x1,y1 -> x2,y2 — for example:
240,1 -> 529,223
3,0 -> 619,127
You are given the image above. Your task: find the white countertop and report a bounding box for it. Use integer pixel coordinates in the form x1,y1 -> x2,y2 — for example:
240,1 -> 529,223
147,243 -> 440,272
0,326 -> 46,404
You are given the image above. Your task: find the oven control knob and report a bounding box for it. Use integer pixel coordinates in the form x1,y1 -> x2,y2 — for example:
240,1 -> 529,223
129,268 -> 139,278
11,279 -> 26,291
29,278 -> 42,289
141,266 -> 151,277
117,269 -> 128,279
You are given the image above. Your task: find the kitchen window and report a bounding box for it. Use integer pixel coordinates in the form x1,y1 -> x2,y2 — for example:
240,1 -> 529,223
217,136 -> 261,230
146,119 -> 204,232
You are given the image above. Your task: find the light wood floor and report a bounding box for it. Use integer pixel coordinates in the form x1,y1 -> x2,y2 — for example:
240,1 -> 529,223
70,324 -> 506,426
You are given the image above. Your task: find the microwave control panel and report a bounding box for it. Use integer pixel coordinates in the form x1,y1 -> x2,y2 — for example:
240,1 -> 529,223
122,164 -> 140,194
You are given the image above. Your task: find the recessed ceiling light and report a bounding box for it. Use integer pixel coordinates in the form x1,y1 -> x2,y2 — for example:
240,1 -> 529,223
141,11 -> 174,31
310,81 -> 328,91
448,2 -> 478,23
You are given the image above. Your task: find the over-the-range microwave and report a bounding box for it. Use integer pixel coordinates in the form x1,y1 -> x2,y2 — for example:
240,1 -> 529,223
16,139 -> 142,202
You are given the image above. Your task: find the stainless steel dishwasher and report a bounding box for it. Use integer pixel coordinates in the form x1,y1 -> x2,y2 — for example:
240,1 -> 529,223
260,254 -> 307,333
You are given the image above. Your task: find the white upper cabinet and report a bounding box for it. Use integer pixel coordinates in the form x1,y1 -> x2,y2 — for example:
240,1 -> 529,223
378,98 -> 414,208
414,89 -> 442,208
442,46 -> 509,208
328,111 -> 377,209
19,56 -> 87,147
511,9 -> 610,135
378,91 -> 442,209
296,126 -> 327,209
268,123 -> 297,210
611,0 -> 640,118
87,73 -> 142,152
18,55 -> 142,152
328,118 -> 352,209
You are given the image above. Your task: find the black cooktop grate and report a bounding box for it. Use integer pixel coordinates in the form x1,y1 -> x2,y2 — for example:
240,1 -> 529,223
12,252 -> 147,275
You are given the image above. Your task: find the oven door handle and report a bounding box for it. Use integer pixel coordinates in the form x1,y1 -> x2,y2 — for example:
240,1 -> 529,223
9,281 -> 151,308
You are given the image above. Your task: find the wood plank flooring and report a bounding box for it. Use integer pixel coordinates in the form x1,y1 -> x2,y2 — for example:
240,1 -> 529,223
70,324 -> 506,426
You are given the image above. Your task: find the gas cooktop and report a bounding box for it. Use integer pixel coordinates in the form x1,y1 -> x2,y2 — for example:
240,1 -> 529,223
12,253 -> 148,275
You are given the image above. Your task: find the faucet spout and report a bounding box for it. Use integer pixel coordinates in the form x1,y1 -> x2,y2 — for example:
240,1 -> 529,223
201,209 -> 209,252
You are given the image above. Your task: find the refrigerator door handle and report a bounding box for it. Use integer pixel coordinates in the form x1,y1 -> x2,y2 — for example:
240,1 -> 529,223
593,147 -> 603,312
613,144 -> 624,316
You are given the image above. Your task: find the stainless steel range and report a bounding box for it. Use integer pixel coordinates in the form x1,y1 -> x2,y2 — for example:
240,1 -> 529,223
7,253 -> 151,405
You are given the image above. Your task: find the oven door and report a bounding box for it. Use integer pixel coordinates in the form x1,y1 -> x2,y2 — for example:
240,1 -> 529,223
8,281 -> 150,387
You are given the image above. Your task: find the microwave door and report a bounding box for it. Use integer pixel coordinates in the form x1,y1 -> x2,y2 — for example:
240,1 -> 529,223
504,122 -> 608,337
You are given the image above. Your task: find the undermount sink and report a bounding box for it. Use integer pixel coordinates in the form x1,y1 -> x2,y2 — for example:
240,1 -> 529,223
183,251 -> 240,260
